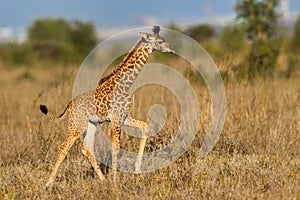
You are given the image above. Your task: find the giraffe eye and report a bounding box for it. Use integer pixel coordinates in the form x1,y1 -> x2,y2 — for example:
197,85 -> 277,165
158,40 -> 164,44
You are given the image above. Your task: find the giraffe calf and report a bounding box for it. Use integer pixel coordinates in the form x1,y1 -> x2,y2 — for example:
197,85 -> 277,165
40,26 -> 175,187
40,91 -> 107,187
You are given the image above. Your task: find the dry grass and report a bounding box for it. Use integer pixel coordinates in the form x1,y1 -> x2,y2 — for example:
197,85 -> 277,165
0,63 -> 299,199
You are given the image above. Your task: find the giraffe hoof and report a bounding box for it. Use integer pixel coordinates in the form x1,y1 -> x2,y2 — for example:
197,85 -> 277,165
45,178 -> 55,189
45,183 -> 52,190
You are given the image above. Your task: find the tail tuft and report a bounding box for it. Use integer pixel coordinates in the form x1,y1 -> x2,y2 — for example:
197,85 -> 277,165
40,104 -> 48,115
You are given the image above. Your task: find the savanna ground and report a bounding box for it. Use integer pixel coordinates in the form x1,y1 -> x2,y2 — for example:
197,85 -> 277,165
0,55 -> 299,199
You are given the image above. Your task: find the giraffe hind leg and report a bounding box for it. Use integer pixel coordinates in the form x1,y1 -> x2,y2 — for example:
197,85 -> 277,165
82,120 -> 108,180
81,143 -> 105,181
46,132 -> 80,188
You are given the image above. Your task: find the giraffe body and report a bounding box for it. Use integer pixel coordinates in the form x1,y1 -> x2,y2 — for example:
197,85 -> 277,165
40,26 -> 174,187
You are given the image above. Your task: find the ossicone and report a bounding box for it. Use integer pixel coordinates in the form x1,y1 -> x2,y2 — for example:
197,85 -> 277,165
153,25 -> 160,35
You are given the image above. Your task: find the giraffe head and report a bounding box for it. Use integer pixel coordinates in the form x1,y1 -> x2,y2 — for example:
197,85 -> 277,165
139,26 -> 175,54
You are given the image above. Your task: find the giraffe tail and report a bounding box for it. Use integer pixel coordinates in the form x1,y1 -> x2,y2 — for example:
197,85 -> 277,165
39,102 -> 72,122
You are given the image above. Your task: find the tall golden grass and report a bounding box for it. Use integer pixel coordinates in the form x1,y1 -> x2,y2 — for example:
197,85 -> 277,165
0,60 -> 299,199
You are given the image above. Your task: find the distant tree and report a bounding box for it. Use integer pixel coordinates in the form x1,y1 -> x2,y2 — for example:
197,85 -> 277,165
28,18 -> 71,61
28,18 -> 71,43
28,18 -> 98,63
235,0 -> 280,40
69,20 -> 98,58
235,0 -> 281,79
185,24 -> 216,43
284,16 -> 300,78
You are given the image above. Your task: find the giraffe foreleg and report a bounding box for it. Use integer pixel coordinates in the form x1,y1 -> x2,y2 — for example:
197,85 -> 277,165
123,117 -> 149,173
111,120 -> 121,182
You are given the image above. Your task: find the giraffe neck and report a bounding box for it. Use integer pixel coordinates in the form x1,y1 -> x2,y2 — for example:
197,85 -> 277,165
112,40 -> 151,90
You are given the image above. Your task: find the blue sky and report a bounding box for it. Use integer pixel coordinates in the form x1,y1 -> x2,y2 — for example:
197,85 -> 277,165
0,0 -> 237,28
0,0 -> 299,40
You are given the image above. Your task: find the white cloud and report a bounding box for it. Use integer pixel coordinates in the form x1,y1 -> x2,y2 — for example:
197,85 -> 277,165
0,26 -> 27,43
0,27 -> 13,39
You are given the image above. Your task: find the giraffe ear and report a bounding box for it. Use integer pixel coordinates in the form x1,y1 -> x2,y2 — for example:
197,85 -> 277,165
139,32 -> 149,40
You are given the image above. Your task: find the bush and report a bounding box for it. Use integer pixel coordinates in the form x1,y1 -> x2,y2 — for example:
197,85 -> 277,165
285,55 -> 300,78
184,24 -> 216,43
290,15 -> 300,53
0,42 -> 35,66
247,39 -> 280,79
219,25 -> 247,54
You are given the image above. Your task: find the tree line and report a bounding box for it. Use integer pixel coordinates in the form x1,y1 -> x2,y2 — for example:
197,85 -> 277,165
0,18 -> 98,66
